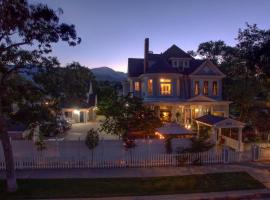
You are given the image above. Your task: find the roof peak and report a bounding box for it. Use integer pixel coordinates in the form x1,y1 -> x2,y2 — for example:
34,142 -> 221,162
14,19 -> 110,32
162,44 -> 192,59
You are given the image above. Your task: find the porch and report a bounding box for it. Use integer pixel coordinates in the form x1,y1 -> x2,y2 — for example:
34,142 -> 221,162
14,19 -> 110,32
146,95 -> 230,128
195,114 -> 245,151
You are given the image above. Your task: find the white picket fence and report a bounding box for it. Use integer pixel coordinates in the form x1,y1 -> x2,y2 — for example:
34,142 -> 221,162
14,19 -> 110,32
0,149 -> 256,170
257,147 -> 270,160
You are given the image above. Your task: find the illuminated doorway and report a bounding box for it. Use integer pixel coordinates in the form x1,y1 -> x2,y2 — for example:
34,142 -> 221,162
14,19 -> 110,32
160,110 -> 171,122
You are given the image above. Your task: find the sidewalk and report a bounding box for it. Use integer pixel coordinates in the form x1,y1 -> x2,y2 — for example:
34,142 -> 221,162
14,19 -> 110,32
45,189 -> 270,200
2,162 -> 270,200
1,162 -> 270,187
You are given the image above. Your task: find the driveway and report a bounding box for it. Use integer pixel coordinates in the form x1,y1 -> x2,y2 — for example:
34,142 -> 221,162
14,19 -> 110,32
64,122 -> 119,140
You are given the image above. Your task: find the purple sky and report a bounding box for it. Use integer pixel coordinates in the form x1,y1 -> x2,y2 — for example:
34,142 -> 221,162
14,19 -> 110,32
33,0 -> 270,72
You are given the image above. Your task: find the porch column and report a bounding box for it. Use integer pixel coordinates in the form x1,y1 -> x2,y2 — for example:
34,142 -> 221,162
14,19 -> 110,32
171,106 -> 176,122
217,128 -> 221,143
211,127 -> 217,144
238,127 -> 243,151
196,122 -> 200,137
157,106 -> 160,119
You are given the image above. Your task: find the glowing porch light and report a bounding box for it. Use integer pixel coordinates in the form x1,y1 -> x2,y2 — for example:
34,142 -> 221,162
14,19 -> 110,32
195,108 -> 199,113
155,132 -> 165,139
73,109 -> 80,115
185,124 -> 191,129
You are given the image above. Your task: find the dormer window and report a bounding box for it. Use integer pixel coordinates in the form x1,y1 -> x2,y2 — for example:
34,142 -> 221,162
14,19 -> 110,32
171,59 -> 189,68
184,61 -> 189,67
173,60 -> 178,67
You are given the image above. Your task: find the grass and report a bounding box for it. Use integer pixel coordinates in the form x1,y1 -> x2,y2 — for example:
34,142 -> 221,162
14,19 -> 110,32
0,172 -> 265,199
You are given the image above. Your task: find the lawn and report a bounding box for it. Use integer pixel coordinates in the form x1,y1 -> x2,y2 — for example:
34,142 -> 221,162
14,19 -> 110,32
0,172 -> 265,199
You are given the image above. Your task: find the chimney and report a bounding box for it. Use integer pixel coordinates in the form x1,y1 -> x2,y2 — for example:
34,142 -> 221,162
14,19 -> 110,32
144,38 -> 149,73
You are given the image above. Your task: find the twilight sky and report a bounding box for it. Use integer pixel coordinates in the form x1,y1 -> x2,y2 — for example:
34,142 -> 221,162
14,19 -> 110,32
33,0 -> 270,72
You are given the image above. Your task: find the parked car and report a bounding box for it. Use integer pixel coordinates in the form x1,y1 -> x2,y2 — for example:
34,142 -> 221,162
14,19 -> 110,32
56,117 -> 72,131
40,121 -> 63,137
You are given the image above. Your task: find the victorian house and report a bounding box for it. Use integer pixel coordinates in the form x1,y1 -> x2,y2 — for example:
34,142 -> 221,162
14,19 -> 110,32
123,38 -> 230,126
123,38 -> 245,151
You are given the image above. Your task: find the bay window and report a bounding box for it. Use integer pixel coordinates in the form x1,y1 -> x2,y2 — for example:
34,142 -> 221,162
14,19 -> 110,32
203,81 -> 208,96
148,79 -> 153,96
194,81 -> 200,95
160,79 -> 172,96
212,81 -> 218,96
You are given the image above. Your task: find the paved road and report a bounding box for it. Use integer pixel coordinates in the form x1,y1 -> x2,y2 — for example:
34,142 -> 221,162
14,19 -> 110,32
64,122 -> 118,140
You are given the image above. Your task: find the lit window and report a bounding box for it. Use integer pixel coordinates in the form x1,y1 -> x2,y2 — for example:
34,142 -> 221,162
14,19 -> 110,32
203,81 -> 208,96
212,81 -> 218,96
194,81 -> 200,96
148,79 -> 153,96
134,81 -> 140,91
160,79 -> 172,95
160,79 -> 171,83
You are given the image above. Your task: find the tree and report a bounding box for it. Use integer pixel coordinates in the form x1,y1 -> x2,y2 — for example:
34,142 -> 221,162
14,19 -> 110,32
96,81 -> 120,103
34,62 -> 96,107
197,40 -> 228,64
0,0 -> 80,192
221,24 -> 270,123
98,94 -> 162,140
195,24 -> 270,131
85,128 -> 99,164
178,127 -> 214,154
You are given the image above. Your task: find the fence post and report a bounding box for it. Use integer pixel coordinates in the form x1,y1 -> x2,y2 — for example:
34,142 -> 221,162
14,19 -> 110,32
222,146 -> 229,164
252,144 -> 260,161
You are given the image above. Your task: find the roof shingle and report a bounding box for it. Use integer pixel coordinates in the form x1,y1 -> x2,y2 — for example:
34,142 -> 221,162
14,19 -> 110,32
195,114 -> 226,126
127,44 -> 206,77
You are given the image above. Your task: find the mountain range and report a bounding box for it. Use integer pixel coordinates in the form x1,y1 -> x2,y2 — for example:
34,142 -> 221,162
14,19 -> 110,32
91,67 -> 127,82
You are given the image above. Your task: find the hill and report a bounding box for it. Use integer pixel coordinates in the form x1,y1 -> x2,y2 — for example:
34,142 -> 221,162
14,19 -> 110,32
91,67 -> 127,82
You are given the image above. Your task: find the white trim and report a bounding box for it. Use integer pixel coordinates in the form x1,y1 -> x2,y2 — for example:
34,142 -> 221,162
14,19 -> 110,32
190,60 -> 226,78
214,118 -> 245,128
187,95 -> 216,102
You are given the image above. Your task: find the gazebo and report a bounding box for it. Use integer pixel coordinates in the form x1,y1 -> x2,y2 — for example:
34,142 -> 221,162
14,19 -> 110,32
195,114 -> 245,151
156,123 -> 195,139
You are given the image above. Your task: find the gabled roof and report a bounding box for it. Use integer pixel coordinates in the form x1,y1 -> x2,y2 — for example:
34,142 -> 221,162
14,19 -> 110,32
195,114 -> 245,128
162,45 -> 193,59
195,114 -> 226,126
190,60 -> 226,77
146,54 -> 178,74
128,58 -> 144,77
61,94 -> 96,109
184,59 -> 206,74
156,122 -> 194,135
127,44 -> 211,77
187,95 -> 216,102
